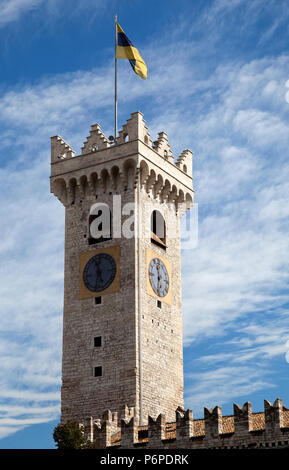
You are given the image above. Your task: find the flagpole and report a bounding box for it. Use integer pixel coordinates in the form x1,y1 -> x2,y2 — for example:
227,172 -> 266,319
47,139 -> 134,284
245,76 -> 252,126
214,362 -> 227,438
114,15 -> 118,141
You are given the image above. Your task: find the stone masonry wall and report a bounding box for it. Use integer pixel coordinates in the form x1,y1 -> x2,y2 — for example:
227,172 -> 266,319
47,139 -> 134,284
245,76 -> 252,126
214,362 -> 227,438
138,188 -> 184,423
61,187 -> 139,423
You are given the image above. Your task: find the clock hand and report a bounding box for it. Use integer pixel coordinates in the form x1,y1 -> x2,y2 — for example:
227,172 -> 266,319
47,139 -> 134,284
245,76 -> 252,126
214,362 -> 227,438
94,259 -> 103,289
156,264 -> 162,296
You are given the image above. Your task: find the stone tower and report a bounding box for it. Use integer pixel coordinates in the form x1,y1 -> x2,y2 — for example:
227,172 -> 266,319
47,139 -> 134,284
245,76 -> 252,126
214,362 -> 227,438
50,112 -> 194,425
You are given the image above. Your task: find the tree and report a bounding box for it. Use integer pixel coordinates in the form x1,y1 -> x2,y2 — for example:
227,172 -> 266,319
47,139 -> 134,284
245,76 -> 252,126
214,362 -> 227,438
53,421 -> 86,449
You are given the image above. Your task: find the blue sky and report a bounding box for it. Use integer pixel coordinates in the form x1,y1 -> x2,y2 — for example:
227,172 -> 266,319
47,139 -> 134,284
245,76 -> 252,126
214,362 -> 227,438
0,0 -> 289,449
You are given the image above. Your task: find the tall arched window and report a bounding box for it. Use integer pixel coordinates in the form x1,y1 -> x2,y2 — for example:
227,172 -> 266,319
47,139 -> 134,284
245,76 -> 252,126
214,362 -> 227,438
151,210 -> 166,248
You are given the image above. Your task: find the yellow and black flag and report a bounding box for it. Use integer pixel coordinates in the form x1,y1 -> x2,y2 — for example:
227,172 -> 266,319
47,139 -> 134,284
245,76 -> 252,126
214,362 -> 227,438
115,22 -> 147,79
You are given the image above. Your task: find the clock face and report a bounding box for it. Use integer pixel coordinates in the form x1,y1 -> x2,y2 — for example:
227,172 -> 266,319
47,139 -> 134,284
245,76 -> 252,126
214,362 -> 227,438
148,257 -> 170,298
83,253 -> 117,293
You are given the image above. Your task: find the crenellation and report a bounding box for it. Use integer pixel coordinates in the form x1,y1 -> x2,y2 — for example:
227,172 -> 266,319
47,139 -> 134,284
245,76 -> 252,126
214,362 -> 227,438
176,149 -> 193,177
176,409 -> 193,440
83,401 -> 289,449
83,416 -> 94,442
93,415 -> 113,448
153,132 -> 174,163
233,402 -> 252,436
121,404 -> 135,421
121,416 -> 139,447
50,114 -> 194,215
117,111 -> 152,147
204,406 -> 223,444
148,414 -> 166,446
264,398 -> 284,435
81,123 -> 110,154
51,135 -> 75,163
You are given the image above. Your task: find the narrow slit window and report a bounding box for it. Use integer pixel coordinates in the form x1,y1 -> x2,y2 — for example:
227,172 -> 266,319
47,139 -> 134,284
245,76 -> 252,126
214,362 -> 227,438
94,336 -> 102,347
94,366 -> 102,377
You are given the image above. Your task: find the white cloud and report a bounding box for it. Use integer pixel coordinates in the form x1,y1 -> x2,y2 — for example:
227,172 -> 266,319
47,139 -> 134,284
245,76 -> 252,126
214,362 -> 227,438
0,0 -> 43,25
183,318 -> 289,415
181,56 -> 289,349
0,426 -> 26,439
184,365 -> 274,416
176,53 -> 289,414
0,156 -> 63,439
199,324 -> 289,366
0,0 -> 108,27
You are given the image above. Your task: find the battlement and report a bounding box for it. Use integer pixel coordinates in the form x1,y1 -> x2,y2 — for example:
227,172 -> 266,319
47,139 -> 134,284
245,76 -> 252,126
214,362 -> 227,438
51,112 -> 192,167
81,124 -> 110,154
50,112 -> 194,211
51,135 -> 75,163
116,111 -> 152,146
80,399 -> 289,449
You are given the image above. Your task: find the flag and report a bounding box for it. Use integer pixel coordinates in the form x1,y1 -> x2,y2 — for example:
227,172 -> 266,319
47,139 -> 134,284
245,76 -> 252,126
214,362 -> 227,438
115,22 -> 147,79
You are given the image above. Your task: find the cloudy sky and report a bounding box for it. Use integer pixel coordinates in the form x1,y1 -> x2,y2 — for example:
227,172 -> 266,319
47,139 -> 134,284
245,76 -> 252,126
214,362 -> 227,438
0,0 -> 288,448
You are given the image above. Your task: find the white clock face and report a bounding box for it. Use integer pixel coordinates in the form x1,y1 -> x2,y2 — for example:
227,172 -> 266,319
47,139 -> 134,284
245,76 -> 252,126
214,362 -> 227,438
148,257 -> 169,298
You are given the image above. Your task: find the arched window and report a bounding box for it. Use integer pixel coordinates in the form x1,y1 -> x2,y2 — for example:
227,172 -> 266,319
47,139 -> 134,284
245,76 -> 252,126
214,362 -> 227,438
151,210 -> 166,248
164,150 -> 168,159
183,164 -> 187,173
88,203 -> 112,245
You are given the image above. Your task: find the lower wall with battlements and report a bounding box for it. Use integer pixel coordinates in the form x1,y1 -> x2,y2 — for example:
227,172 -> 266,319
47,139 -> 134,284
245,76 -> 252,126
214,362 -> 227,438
81,399 -> 289,449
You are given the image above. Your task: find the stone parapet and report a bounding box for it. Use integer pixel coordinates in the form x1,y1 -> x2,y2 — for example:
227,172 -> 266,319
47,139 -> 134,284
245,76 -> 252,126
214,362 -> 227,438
50,112 -> 194,211
80,400 -> 289,449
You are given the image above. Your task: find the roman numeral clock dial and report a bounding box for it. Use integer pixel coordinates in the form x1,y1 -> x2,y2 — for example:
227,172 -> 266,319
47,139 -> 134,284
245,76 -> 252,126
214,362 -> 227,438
79,246 -> 120,299
83,253 -> 116,293
148,258 -> 169,298
146,249 -> 172,304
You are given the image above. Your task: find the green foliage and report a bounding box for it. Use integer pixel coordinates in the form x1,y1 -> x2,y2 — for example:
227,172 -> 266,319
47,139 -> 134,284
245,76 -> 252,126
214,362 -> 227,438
53,421 -> 86,449
53,420 -> 101,449
83,440 -> 101,449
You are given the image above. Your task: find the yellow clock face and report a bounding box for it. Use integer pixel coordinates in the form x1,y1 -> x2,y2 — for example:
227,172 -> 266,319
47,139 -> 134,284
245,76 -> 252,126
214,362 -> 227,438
79,246 -> 120,299
146,248 -> 172,305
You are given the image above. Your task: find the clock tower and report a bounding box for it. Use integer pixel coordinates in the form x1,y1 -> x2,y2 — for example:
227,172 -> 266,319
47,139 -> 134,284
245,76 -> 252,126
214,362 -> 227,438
50,112 -> 194,425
